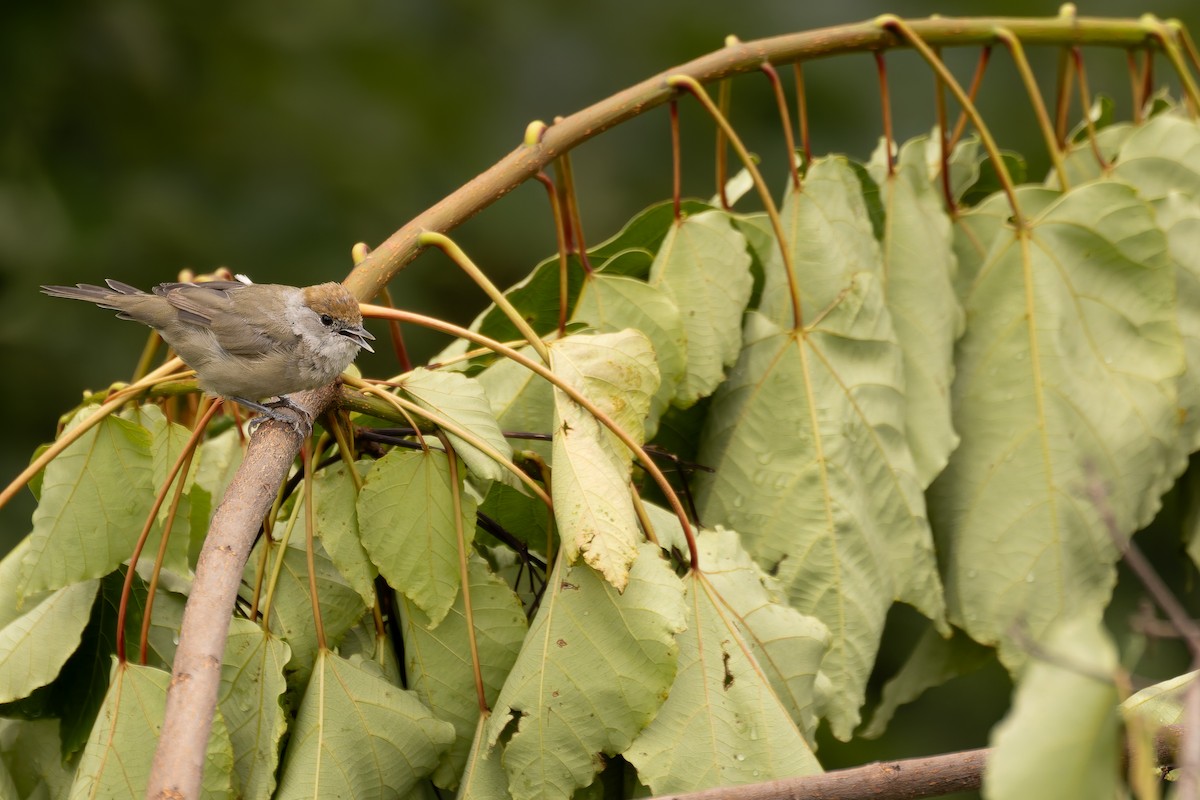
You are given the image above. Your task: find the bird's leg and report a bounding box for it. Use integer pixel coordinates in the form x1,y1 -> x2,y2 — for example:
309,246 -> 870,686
231,396 -> 311,437
265,395 -> 306,415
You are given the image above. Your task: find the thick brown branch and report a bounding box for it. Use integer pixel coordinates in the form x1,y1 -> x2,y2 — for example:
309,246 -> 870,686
343,14 -> 1159,302
144,384 -> 339,800
648,725 -> 1182,800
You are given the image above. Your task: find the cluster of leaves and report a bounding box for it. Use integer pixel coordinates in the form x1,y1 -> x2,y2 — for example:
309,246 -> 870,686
6,93 -> 1200,799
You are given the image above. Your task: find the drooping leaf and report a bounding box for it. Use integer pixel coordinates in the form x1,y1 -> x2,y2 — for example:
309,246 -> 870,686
870,138 -> 965,485
401,368 -> 518,486
483,542 -> 686,800
67,661 -> 233,800
930,181 -> 1185,668
218,619 -> 290,800
984,615 -> 1119,800
1103,113 -> 1200,452
627,531 -> 823,794
273,650 -> 454,800
401,555 -> 527,789
19,408 -> 155,598
571,272 -> 686,437
696,291 -> 943,738
692,528 -> 829,743
312,460 -> 376,605
550,330 -> 659,590
357,447 -> 477,626
648,209 -> 753,407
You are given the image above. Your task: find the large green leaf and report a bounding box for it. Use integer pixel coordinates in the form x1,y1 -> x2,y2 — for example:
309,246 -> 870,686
1104,114 -> 1200,451
870,139 -> 965,485
483,542 -> 686,800
696,295 -> 943,738
67,661 -> 233,800
218,619 -> 290,800
401,367 -> 518,486
19,408 -> 155,598
273,650 -> 454,800
401,555 -> 527,789
571,272 -> 686,437
550,330 -> 658,591
312,460 -> 376,605
930,181 -> 1184,667
357,447 -> 477,626
648,210 -> 753,407
983,616 -> 1119,800
0,568 -> 98,703
692,528 -> 829,743
626,531 -> 823,794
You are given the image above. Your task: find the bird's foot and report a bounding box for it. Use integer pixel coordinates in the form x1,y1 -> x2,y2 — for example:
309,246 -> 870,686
232,396 -> 311,437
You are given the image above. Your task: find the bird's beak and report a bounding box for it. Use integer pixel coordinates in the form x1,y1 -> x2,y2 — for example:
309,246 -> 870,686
340,325 -> 376,353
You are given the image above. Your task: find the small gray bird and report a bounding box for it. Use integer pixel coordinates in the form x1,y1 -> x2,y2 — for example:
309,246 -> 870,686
42,279 -> 375,424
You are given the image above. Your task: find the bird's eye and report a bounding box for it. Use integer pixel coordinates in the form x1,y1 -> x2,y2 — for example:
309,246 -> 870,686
320,314 -> 334,327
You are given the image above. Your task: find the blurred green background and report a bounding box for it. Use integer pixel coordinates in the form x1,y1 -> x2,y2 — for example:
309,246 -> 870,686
4,1 -> 1198,790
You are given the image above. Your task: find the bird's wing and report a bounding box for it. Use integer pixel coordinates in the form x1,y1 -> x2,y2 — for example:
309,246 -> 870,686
153,281 -> 243,326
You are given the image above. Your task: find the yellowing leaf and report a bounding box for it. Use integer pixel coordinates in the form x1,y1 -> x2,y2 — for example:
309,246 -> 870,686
550,330 -> 658,591
313,460 -> 376,605
572,272 -> 686,437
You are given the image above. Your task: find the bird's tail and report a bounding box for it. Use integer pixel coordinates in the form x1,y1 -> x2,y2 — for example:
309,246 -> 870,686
41,280 -> 146,315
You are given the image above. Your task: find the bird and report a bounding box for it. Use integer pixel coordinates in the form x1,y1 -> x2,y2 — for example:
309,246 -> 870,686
41,278 -> 375,426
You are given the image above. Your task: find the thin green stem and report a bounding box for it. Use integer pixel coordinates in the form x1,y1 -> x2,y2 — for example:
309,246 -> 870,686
760,61 -> 800,189
437,432 -> 488,713
1154,19 -> 1200,114
667,74 -> 803,331
877,16 -> 1025,228
995,27 -> 1069,188
302,442 -> 328,652
417,231 -> 552,364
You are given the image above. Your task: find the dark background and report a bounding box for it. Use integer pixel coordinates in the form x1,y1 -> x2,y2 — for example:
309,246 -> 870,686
3,2 -> 1198,790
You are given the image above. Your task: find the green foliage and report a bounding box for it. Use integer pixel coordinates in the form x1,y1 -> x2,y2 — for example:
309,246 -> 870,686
8,62 -> 1200,800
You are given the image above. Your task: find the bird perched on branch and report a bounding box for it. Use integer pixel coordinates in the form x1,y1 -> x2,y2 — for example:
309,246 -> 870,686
42,278 -> 375,426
